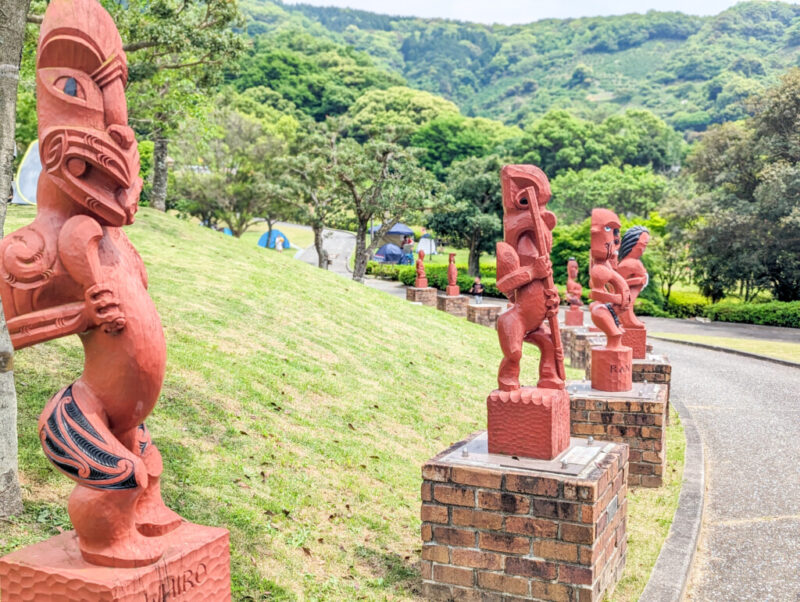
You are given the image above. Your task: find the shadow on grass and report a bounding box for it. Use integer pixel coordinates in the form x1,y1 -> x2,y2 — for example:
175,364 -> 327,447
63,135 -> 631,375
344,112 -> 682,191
355,544 -> 421,595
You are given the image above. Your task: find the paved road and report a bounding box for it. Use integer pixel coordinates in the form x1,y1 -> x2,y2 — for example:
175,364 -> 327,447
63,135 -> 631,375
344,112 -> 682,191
643,316 -> 799,344
296,229 -> 355,276
651,339 -> 800,601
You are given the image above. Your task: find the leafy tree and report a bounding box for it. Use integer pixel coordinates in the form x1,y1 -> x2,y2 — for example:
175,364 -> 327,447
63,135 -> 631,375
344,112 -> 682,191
603,109 -> 685,171
550,165 -> 669,224
333,136 -> 441,281
427,155 -> 504,276
346,86 -> 459,142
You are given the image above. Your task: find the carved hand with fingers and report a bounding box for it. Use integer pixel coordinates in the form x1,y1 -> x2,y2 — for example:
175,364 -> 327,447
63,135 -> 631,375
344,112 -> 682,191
85,283 -> 126,333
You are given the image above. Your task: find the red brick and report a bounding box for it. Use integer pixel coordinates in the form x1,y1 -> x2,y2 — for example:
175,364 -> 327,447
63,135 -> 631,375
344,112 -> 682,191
532,499 -> 581,521
579,543 -> 603,567
452,508 -> 503,530
451,548 -> 504,570
630,462 -> 654,475
641,427 -> 660,439
421,504 -> 449,524
559,564 -> 593,585
530,582 -> 573,602
422,545 -> 449,563
642,475 -> 663,488
434,484 -> 475,507
479,532 -> 529,554
433,526 -> 475,547
505,557 -> 557,580
434,564 -> 474,587
422,524 -> 432,541
505,474 -> 560,497
561,522 -> 595,544
477,491 -> 530,514
422,463 -> 451,482
477,571 -> 529,595
505,516 -> 558,538
420,560 -> 432,580
421,481 -> 433,502
643,451 -> 663,464
451,466 -> 502,489
534,540 -> 578,563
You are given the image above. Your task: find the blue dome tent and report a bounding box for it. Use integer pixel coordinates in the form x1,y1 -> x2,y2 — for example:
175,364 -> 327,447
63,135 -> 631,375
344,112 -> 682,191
257,229 -> 291,250
369,223 -> 415,247
373,243 -> 403,263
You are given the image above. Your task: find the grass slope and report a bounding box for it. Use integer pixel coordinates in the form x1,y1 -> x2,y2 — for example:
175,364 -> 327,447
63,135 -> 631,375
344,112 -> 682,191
651,332 -> 800,364
0,206 -> 683,601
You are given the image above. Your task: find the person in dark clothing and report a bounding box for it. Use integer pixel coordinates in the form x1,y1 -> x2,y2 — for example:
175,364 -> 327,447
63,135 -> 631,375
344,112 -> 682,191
469,277 -> 485,304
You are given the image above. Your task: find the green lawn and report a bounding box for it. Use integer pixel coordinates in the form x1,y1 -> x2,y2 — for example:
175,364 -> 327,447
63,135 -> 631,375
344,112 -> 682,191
239,222 -> 315,250
651,332 -> 800,364
0,206 -> 683,601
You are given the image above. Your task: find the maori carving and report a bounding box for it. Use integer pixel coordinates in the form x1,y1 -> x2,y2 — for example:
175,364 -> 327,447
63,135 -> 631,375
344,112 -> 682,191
0,0 -> 181,567
446,252 -> 459,296
588,209 -> 633,391
487,165 -> 569,460
616,226 -> 650,358
415,249 -> 428,288
564,257 -> 584,326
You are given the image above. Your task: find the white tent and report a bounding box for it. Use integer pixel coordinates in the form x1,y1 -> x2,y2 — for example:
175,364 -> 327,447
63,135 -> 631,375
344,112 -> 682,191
416,233 -> 437,256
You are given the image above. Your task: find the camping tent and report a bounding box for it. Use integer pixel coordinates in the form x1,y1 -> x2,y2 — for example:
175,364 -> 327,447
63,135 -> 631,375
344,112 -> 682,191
369,223 -> 414,247
11,140 -> 40,205
257,229 -> 291,250
416,233 -> 437,256
373,243 -> 403,264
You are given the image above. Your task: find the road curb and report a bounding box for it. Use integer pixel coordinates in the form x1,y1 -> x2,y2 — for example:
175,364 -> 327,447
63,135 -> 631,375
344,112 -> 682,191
639,397 -> 705,602
649,335 -> 800,369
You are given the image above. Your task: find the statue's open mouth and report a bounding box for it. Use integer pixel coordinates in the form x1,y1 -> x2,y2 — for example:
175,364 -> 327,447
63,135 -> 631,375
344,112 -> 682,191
41,126 -> 140,226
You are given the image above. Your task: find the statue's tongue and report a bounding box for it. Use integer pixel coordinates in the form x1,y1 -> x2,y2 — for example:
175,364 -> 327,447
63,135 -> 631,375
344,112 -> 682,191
518,232 -> 538,263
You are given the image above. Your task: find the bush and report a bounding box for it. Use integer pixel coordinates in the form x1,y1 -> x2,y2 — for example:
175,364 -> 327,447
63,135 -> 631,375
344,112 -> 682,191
635,298 -> 672,317
704,300 -> 800,328
663,290 -> 710,318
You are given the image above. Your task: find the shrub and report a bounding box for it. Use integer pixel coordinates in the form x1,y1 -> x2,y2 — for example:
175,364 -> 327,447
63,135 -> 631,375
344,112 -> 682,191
635,298 -> 672,317
704,300 -> 800,328
663,290 -> 710,318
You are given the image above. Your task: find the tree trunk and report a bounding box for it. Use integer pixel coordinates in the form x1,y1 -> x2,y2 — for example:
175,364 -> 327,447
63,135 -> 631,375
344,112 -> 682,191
266,219 -> 274,247
313,224 -> 325,268
352,223 -> 369,282
0,0 -> 31,518
151,131 -> 168,212
468,233 -> 481,277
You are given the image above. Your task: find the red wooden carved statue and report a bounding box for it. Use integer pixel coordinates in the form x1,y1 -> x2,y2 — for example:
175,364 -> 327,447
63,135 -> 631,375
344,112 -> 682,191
616,226 -> 650,358
415,249 -> 428,288
487,165 -> 569,460
588,209 -> 633,391
446,252 -> 459,296
0,0 -> 181,567
564,257 -> 584,326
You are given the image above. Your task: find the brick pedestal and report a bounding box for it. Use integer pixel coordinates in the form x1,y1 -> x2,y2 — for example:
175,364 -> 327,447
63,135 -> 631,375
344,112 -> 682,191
569,382 -> 668,487
0,522 -> 230,601
468,304 -> 501,328
633,354 -> 671,425
407,286 -> 437,306
437,294 -> 469,318
562,328 -> 606,371
421,433 -> 628,601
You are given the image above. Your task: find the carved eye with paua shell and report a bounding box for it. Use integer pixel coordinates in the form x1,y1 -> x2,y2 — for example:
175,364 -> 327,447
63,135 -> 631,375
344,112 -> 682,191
54,76 -> 85,100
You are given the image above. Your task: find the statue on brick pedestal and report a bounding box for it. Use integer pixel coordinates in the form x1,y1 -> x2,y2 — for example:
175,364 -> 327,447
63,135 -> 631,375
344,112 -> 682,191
487,165 -> 569,460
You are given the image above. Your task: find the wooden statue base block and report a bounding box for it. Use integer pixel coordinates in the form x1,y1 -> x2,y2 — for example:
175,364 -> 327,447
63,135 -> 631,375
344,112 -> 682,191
568,381 -> 669,488
591,347 -> 633,392
467,304 -> 501,328
621,327 -> 647,359
421,433 -> 628,602
565,306 -> 584,326
487,387 -> 570,460
406,286 -> 437,306
0,522 -> 230,602
437,294 -> 469,318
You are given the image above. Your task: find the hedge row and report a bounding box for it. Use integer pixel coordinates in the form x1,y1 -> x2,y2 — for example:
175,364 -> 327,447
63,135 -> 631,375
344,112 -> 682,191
704,300 -> 800,328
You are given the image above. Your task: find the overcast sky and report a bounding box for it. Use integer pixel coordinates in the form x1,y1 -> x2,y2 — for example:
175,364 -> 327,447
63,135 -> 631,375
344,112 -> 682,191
283,0 -> 765,25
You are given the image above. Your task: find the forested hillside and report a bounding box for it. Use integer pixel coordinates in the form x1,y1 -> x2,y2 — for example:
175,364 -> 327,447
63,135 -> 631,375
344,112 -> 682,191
257,1 -> 800,131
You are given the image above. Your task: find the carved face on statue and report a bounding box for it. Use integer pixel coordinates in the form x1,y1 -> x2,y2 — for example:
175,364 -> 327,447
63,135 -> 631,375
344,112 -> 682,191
567,258 -> 578,280
590,209 -> 621,263
501,165 -> 557,264
36,0 -> 142,227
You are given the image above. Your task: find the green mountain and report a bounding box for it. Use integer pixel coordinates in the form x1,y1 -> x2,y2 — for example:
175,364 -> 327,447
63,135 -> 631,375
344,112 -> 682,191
244,1 -> 800,130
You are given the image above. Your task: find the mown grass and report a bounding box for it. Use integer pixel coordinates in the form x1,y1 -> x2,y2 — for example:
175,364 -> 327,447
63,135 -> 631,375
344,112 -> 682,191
0,206 -> 684,600
651,332 -> 800,364
240,222 -> 315,250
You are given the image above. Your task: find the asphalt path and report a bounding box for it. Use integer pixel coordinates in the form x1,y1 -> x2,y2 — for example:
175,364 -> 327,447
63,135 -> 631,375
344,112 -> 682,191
652,339 -> 800,601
